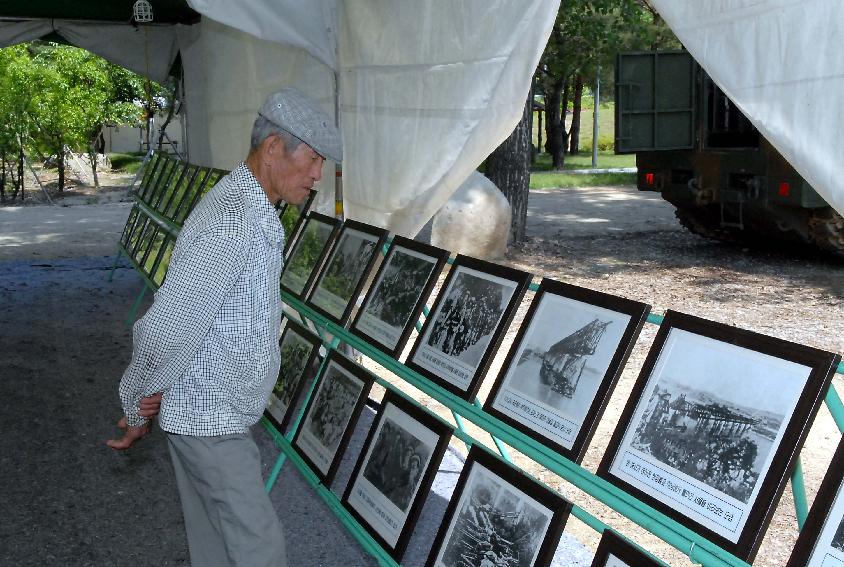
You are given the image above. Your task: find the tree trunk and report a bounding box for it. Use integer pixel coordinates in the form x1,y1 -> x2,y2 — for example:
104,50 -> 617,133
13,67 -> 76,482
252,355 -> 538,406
57,146 -> 65,193
537,109 -> 543,159
486,91 -> 532,245
17,144 -> 24,200
88,147 -> 100,188
0,151 -> 6,203
543,77 -> 566,170
569,74 -> 584,154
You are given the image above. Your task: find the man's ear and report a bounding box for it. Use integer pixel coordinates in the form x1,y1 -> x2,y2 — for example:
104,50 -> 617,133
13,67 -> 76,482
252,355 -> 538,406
264,134 -> 288,159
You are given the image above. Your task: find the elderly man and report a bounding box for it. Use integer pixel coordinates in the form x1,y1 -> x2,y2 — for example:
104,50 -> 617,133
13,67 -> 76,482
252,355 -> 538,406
107,88 -> 341,567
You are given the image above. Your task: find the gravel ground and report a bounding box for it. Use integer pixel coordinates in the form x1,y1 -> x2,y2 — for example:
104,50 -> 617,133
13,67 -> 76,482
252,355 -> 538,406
502,187 -> 844,566
2,183 -> 842,566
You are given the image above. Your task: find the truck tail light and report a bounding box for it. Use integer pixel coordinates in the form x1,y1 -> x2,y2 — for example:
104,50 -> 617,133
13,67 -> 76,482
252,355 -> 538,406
645,173 -> 655,185
778,182 -> 790,197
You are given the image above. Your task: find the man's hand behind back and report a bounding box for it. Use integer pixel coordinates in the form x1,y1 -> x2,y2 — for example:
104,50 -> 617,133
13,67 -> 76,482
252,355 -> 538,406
106,392 -> 163,450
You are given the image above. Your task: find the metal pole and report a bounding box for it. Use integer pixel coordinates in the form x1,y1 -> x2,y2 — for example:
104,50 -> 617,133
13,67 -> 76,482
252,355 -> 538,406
333,70 -> 344,221
592,66 -> 600,168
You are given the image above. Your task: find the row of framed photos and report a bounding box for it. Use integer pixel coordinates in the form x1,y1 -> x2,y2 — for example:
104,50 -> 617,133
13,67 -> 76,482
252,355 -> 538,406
275,212 -> 842,564
267,341 -> 572,565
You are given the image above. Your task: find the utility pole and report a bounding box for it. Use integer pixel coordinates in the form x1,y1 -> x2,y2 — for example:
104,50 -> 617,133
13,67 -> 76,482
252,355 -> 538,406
592,66 -> 600,168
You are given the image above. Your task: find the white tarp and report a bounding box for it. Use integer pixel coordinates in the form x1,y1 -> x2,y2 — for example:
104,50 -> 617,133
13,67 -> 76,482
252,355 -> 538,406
650,0 -> 844,217
186,0 -> 337,70
182,1 -> 559,237
175,19 -> 338,215
0,20 -> 179,83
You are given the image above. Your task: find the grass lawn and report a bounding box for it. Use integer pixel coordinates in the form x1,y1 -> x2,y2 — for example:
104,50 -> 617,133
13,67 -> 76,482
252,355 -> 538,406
529,102 -> 636,188
530,171 -> 636,189
530,151 -> 636,189
532,151 -> 634,171
108,152 -> 144,174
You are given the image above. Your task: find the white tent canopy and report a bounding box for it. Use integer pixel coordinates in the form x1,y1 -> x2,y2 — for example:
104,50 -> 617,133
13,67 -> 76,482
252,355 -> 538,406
182,0 -> 559,236
0,20 -> 179,83
650,0 -> 844,218
0,2 -> 559,238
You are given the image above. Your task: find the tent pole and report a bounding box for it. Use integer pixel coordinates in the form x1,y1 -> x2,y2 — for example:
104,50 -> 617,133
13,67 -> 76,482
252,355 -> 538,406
333,70 -> 343,221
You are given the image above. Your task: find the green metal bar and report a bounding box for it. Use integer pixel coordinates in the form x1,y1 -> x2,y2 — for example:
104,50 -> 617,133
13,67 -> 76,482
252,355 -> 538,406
135,199 -> 182,238
282,293 -> 751,567
475,397 -> 512,462
791,457 -> 809,529
450,409 -> 473,452
125,284 -> 150,328
826,385 -> 844,433
107,246 -> 124,282
119,244 -> 161,292
647,312 -> 665,326
264,324 -> 339,492
261,418 -> 401,567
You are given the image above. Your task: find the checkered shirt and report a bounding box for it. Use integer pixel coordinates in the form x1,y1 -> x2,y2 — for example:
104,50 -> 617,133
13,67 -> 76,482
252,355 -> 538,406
118,163 -> 285,435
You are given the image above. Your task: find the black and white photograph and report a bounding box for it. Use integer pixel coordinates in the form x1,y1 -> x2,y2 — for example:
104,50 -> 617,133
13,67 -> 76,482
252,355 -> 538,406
293,351 -> 374,484
307,220 -> 387,325
485,279 -> 649,462
280,212 -> 340,298
589,530 -> 662,567
426,447 -> 570,567
407,256 -> 531,399
351,236 -> 449,357
786,437 -> 844,567
343,391 -> 451,559
265,320 -> 322,433
599,310 -> 840,561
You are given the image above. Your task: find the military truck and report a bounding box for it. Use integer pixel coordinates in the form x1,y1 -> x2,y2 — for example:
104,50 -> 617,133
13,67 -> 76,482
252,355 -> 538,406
615,51 -> 844,255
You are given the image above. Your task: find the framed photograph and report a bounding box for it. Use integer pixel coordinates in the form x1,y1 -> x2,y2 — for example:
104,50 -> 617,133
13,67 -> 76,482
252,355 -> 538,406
484,278 -> 650,463
590,530 -> 662,567
265,319 -> 323,434
280,212 -> 341,300
278,188 -> 317,257
292,350 -> 375,484
406,255 -> 531,400
425,446 -> 572,567
306,220 -> 389,326
786,437 -> 844,567
598,310 -> 840,562
342,390 -> 452,560
350,236 -> 450,358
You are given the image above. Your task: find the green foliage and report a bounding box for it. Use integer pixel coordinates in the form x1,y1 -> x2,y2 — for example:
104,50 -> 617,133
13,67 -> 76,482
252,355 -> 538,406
0,41 -> 168,194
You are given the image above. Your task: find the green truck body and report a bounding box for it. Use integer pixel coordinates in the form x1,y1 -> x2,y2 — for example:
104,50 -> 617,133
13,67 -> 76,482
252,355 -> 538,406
615,50 -> 844,254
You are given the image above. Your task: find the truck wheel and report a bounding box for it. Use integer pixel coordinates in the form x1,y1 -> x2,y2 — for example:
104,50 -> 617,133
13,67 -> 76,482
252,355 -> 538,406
808,208 -> 844,255
674,207 -> 741,244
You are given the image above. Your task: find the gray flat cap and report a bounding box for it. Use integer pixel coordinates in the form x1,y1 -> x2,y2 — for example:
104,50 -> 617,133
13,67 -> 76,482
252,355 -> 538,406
258,87 -> 342,162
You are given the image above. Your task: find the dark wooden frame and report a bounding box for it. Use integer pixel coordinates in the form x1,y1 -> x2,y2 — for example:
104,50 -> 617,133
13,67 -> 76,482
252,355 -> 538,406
484,278 -> 650,463
405,255 -> 531,401
305,219 -> 389,327
292,350 -> 375,485
264,319 -> 323,434
425,446 -> 572,567
786,436 -> 844,567
341,390 -> 452,560
280,212 -> 341,300
597,310 -> 840,562
350,236 -> 450,359
590,530 -> 663,566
